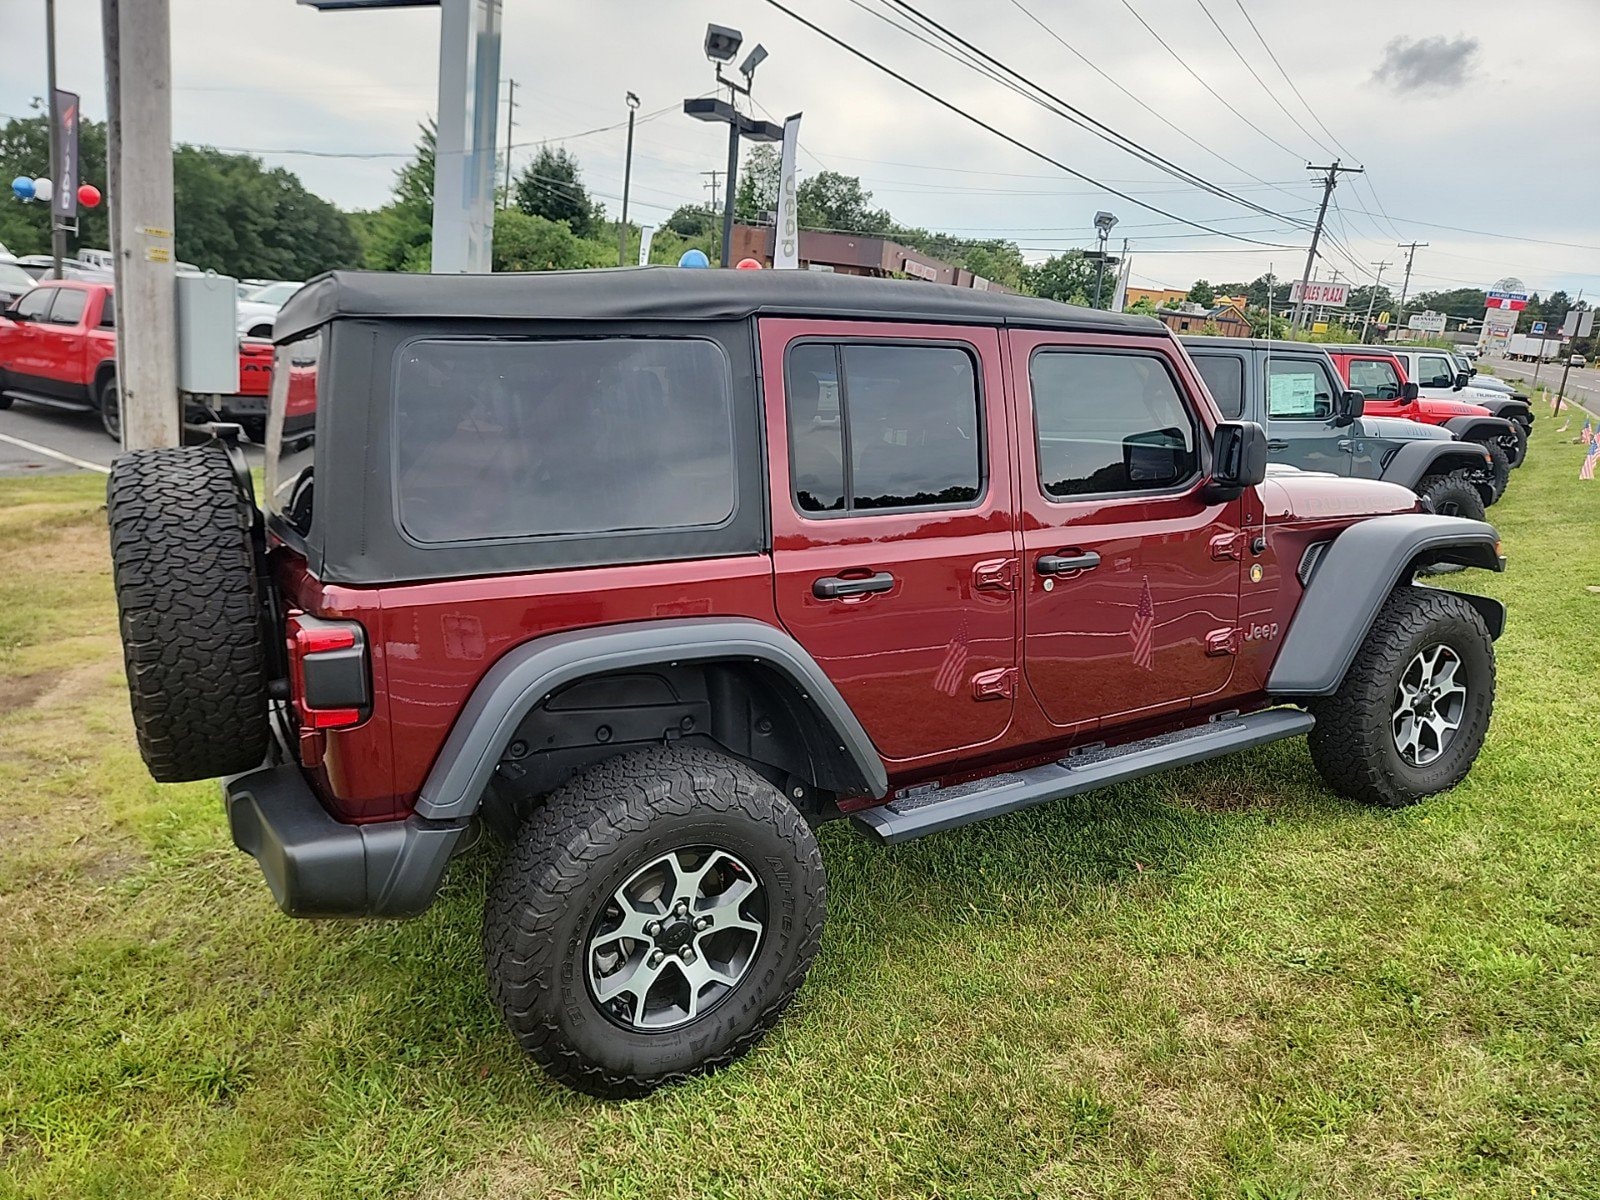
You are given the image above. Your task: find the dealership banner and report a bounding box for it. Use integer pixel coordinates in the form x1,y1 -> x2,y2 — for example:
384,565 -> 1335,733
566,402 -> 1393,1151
637,225 -> 654,266
1289,280 -> 1348,308
52,89 -> 80,220
772,113 -> 802,270
1485,289 -> 1529,311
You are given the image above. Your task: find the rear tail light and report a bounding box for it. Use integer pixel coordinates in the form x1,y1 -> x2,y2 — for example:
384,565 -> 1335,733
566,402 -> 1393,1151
286,612 -> 369,731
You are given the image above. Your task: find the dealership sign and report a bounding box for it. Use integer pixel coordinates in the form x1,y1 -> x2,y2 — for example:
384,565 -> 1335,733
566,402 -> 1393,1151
1289,280 -> 1348,307
1485,289 -> 1530,311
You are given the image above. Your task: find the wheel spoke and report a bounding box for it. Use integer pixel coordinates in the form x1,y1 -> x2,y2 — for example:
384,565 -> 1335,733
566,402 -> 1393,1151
671,848 -> 732,907
588,904 -> 657,952
679,954 -> 743,1018
592,953 -> 664,1012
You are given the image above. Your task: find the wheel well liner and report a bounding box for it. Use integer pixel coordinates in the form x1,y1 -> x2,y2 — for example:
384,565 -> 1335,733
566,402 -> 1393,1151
1269,513 -> 1504,696
1443,415 -> 1515,441
92,359 -> 116,401
413,618 -> 888,821
1380,440 -> 1491,491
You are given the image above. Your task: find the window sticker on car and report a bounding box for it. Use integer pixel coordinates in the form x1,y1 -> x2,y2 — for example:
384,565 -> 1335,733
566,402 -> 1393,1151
1269,370 -> 1318,416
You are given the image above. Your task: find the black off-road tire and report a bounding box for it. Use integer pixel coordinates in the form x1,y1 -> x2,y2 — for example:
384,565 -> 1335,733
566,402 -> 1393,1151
1416,471 -> 1486,522
1471,436 -> 1511,501
106,442 -> 270,782
0,394 -> 12,410
1307,586 -> 1495,808
484,746 -> 826,1100
1502,420 -> 1528,468
98,374 -> 121,442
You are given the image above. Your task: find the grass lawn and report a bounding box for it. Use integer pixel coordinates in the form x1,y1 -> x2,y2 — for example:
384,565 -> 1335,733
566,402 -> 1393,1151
2,420 -> 1597,1200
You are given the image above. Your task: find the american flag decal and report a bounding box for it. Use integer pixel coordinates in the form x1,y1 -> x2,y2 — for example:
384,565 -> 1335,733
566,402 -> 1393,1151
933,615 -> 970,697
1130,575 -> 1155,672
1582,438 -> 1598,481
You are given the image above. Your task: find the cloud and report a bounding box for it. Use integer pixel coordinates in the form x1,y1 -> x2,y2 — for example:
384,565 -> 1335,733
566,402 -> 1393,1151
1373,35 -> 1479,94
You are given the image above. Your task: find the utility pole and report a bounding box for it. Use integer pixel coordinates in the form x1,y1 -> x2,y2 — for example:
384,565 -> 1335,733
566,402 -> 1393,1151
1395,240 -> 1428,321
1290,160 -> 1363,330
701,170 -> 722,214
101,0 -> 179,450
618,91 -> 639,267
45,0 -> 66,279
1362,260 -> 1390,344
502,77 -> 515,209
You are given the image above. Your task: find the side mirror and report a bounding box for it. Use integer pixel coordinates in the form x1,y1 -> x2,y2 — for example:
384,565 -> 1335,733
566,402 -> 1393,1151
2,305 -> 26,322
1334,389 -> 1365,426
1205,420 -> 1268,501
1454,371 -> 1469,390
1469,366 -> 1478,376
1401,381 -> 1420,403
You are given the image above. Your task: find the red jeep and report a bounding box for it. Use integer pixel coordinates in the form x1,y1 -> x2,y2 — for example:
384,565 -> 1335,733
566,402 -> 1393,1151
1326,346 -> 1525,489
106,270 -> 1506,1098
0,278 -> 273,440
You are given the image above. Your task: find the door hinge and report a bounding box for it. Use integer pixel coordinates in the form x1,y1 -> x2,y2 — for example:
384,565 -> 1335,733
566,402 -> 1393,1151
1209,531 -> 1248,561
971,666 -> 1017,701
1205,628 -> 1241,657
972,557 -> 1018,593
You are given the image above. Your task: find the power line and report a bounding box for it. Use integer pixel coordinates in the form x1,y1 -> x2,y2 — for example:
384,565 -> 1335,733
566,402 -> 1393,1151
754,0 -> 1301,247
1196,1 -> 1335,158
1115,0 -> 1306,161
878,0 -> 1311,227
1229,1 -> 1358,163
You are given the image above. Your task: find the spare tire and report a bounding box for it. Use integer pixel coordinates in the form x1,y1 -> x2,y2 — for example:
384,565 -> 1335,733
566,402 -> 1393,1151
107,443 -> 270,782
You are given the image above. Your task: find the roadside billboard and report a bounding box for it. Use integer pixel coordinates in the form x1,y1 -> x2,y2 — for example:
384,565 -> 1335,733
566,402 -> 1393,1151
1290,280 -> 1348,307
1408,310 -> 1447,333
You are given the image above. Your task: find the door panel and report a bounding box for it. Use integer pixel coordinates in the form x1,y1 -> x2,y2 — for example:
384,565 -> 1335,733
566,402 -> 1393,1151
762,319 -> 1018,766
1011,331 -> 1243,734
1264,354 -> 1350,475
1,285 -> 56,386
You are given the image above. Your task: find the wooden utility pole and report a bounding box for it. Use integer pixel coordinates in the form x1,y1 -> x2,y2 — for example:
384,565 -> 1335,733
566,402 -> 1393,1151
101,0 -> 179,450
1395,240 -> 1428,322
1290,160 -> 1363,330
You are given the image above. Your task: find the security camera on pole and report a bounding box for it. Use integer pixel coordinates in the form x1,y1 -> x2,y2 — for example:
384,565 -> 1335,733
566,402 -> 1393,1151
683,24 -> 784,267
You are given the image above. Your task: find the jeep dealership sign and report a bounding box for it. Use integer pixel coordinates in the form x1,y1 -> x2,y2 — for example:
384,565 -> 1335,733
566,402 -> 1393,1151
773,113 -> 803,270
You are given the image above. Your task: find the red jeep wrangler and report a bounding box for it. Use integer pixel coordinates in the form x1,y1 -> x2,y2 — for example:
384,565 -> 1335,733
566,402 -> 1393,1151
0,278 -> 273,440
106,270 -> 1506,1098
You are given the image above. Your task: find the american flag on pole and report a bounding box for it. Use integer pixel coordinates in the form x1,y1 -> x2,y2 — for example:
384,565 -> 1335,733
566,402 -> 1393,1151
933,614 -> 970,697
1581,438 -> 1599,481
1583,420 -> 1594,446
1130,576 -> 1155,672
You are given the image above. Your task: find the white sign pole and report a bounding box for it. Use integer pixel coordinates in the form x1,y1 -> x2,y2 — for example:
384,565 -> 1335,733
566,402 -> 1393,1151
773,113 -> 803,270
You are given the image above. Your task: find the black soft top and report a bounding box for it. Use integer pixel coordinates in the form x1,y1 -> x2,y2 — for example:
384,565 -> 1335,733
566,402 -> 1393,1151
274,266 -> 1166,342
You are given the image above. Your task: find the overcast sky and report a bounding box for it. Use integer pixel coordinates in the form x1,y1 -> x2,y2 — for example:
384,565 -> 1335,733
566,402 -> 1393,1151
4,0 -> 1599,299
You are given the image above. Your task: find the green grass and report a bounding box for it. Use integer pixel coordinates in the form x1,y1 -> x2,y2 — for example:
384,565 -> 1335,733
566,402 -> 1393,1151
2,428 -> 1598,1200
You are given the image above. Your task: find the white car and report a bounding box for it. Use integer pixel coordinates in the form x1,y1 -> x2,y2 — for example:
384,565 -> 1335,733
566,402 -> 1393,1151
236,280 -> 303,339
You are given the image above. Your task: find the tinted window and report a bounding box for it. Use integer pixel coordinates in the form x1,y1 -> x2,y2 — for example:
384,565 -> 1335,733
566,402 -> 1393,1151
265,333 -> 320,536
1030,350 -> 1198,498
1347,357 -> 1400,399
1419,354 -> 1455,387
1266,358 -> 1335,420
13,286 -> 54,320
98,296 -> 116,329
395,337 -> 736,544
1192,353 -> 1245,418
786,342 -> 981,513
45,288 -> 87,326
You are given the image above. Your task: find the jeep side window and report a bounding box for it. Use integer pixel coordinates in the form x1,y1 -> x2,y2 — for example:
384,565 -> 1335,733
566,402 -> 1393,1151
1029,349 -> 1198,498
394,337 -> 737,544
1419,355 -> 1455,388
1266,358 -> 1334,420
785,341 -> 981,514
1348,357 -> 1400,400
1191,353 -> 1245,419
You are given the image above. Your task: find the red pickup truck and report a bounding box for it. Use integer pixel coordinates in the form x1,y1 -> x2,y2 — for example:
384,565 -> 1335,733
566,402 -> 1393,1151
0,278 -> 273,440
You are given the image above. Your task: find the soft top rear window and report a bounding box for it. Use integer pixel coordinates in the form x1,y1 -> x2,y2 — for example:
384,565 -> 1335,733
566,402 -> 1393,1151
393,337 -> 737,545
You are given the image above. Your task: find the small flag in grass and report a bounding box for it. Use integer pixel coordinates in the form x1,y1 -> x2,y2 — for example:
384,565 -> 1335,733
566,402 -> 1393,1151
1558,416 -> 1571,432
1583,420 -> 1594,445
1582,438 -> 1599,481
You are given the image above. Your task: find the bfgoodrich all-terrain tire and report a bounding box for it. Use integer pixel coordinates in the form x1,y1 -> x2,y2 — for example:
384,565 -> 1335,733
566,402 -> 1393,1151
1416,471 -> 1486,522
1502,420 -> 1528,468
106,442 -> 270,781
1473,436 -> 1512,501
484,746 -> 827,1099
1307,586 -> 1495,808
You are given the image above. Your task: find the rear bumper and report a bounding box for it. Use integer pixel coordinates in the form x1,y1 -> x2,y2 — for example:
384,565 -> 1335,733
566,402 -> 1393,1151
223,762 -> 468,918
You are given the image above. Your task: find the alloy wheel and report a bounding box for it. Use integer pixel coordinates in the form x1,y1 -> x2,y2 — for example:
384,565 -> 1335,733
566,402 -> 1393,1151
1392,643 -> 1467,767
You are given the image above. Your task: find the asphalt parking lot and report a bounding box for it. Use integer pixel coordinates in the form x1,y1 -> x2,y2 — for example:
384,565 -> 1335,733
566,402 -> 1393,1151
0,401 -> 264,477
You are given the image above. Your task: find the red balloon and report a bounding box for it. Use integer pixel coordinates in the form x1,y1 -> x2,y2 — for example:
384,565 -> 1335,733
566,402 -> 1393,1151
77,183 -> 102,208
735,257 -> 763,270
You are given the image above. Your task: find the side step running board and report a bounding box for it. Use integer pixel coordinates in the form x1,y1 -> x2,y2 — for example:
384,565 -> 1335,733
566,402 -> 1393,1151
853,708 -> 1315,845
1,389 -> 94,413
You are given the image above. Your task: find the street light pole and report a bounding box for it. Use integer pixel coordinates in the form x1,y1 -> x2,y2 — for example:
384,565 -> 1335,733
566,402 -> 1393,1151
618,91 -> 639,267
1092,210 -> 1117,309
1361,260 -> 1390,344
45,0 -> 65,280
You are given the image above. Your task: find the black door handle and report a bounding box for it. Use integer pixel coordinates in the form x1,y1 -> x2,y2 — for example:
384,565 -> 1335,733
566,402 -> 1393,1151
1266,439 -> 1289,451
813,572 -> 895,600
1036,551 -> 1101,576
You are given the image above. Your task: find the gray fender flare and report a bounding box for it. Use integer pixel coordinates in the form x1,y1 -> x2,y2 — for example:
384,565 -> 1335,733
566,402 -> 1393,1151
414,617 -> 888,820
1268,513 -> 1505,697
1443,415 -> 1516,442
1475,397 -> 1529,422
1380,440 -> 1492,491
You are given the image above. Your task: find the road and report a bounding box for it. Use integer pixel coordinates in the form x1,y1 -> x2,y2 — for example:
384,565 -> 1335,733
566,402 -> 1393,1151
1486,357 -> 1600,420
0,400 -> 263,477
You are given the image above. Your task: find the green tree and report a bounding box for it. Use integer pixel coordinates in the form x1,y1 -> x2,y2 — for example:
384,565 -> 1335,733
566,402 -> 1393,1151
1187,279 -> 1216,306
350,122 -> 435,272
1022,252 -> 1095,305
1126,295 -> 1159,315
734,144 -> 781,224
796,171 -> 891,235
1408,287 -> 1487,322
514,146 -> 601,238
0,107 -> 111,257
665,203 -> 717,239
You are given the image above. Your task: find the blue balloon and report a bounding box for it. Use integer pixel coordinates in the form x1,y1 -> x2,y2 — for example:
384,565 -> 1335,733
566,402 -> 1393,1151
677,248 -> 710,269
12,175 -> 36,201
